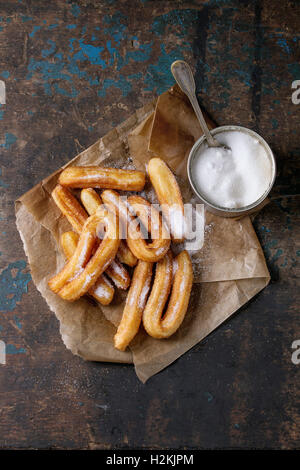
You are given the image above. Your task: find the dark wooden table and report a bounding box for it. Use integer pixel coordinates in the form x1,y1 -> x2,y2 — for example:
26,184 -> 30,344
0,0 -> 299,450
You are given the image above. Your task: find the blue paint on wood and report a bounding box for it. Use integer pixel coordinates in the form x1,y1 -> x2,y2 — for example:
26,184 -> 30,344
42,39 -> 56,58
123,39 -> 152,65
277,38 -> 291,54
144,44 -> 181,94
0,261 -> 31,313
288,63 -> 300,80
77,40 -> 106,66
48,23 -> 59,30
21,15 -> 33,22
204,391 -> 214,402
151,9 -> 198,37
25,16 -> 154,97
0,133 -> 17,149
260,226 -> 271,233
22,6 -> 275,103
98,73 -> 142,97
6,344 -> 26,354
13,315 -> 22,330
70,3 -> 81,18
103,13 -> 127,45
29,25 -> 41,38
0,168 -> 9,188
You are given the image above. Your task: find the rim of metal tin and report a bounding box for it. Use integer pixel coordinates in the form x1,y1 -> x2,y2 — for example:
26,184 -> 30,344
187,125 -> 277,215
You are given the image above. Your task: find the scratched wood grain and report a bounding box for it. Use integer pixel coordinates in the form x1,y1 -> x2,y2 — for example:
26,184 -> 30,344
0,0 -> 299,449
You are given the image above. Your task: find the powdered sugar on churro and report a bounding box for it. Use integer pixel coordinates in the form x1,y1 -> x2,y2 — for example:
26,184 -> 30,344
112,262 -> 127,279
172,259 -> 178,276
76,239 -> 91,267
92,282 -> 111,299
168,205 -> 185,240
138,276 -> 151,309
80,273 -> 93,290
69,267 -> 84,282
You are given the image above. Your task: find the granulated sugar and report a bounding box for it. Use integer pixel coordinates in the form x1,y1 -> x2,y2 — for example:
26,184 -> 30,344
192,131 -> 272,209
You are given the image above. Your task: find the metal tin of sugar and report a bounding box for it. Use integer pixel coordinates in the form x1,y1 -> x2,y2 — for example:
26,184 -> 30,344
187,125 -> 276,218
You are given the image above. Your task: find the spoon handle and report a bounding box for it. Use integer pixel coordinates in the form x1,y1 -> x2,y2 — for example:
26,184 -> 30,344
171,60 -> 219,147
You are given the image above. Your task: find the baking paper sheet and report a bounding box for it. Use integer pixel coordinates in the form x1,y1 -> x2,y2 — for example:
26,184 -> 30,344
15,86 -> 270,382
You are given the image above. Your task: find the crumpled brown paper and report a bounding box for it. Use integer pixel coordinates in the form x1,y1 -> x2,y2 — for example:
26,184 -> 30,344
15,85 -> 270,383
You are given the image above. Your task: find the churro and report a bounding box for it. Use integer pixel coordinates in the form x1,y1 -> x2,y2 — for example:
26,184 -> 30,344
101,189 -> 131,229
102,190 -> 170,262
148,157 -> 185,242
52,185 -> 88,233
80,188 -> 131,289
80,187 -> 102,215
52,185 -> 130,290
81,188 -> 137,266
127,195 -> 170,262
49,160 -> 195,348
60,231 -> 114,305
48,214 -> 97,293
117,240 -> 137,267
114,260 -> 153,351
59,166 -> 146,191
49,207 -> 120,301
143,250 -> 193,338
105,259 -> 130,290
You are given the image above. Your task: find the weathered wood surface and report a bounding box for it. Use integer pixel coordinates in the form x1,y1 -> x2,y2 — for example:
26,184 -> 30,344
0,0 -> 299,449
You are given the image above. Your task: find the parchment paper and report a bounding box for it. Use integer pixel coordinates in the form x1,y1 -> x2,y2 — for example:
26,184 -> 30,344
15,85 -> 270,382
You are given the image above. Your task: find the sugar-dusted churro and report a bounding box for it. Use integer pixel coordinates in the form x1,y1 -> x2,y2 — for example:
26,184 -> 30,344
101,189 -> 131,228
52,184 -> 88,233
114,260 -> 153,351
60,231 -> 114,305
60,230 -> 80,260
80,187 -> 102,215
127,195 -> 170,262
52,186 -> 130,290
143,250 -> 193,338
80,188 -> 131,289
49,207 -> 120,301
147,157 -> 185,242
48,214 -> 97,294
49,158 -> 195,349
105,259 -> 130,290
81,188 -> 137,266
59,166 -> 146,191
102,190 -> 170,262
117,240 -> 137,267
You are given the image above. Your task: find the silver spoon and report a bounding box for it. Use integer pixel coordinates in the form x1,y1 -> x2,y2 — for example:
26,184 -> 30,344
171,60 -> 230,151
